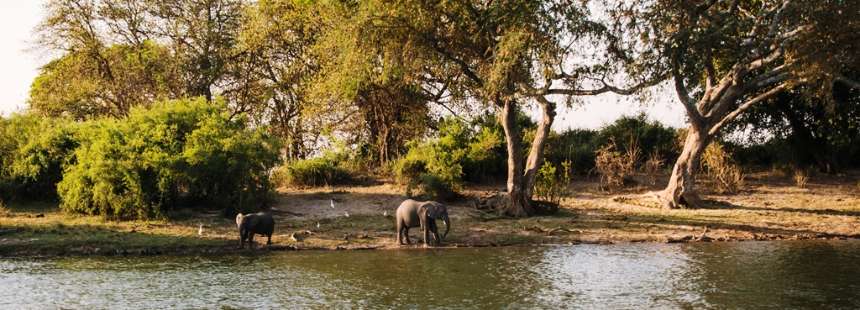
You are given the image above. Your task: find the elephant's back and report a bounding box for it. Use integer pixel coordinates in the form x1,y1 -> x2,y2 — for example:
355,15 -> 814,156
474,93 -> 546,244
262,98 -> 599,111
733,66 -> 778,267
248,213 -> 275,234
396,200 -> 421,225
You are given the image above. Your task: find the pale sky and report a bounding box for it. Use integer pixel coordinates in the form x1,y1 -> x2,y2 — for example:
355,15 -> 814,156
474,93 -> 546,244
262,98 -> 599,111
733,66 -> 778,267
0,1 -> 687,130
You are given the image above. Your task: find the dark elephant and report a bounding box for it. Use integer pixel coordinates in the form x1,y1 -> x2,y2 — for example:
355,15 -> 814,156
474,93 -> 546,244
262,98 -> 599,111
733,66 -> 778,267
236,212 -> 275,249
395,199 -> 450,246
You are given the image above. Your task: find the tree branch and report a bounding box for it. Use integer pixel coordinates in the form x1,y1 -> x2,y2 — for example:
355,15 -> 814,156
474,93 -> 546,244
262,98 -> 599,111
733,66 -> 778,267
835,75 -> 860,89
671,64 -> 704,125
708,83 -> 789,135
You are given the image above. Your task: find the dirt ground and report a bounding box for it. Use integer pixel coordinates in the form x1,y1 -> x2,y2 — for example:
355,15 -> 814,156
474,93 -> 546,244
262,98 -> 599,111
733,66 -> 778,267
1,171 -> 858,256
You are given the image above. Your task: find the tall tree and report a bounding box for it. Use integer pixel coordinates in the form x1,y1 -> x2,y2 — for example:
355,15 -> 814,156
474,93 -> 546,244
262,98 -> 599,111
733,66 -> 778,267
318,0 -> 662,216
614,0 -> 860,208
148,0 -> 245,101
29,41 -> 182,118
232,0 -> 323,159
34,0 -> 246,117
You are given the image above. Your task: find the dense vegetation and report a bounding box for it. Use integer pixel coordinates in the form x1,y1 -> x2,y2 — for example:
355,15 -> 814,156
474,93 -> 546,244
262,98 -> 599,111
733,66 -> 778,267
2,99 -> 279,219
2,0 -> 858,218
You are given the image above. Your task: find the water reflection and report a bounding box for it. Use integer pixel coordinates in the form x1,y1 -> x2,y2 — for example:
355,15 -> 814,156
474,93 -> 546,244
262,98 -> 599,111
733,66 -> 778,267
1,240 -> 859,309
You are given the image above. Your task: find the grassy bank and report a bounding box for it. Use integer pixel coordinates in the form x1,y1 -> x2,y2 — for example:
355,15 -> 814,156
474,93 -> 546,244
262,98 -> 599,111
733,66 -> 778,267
1,172 -> 859,257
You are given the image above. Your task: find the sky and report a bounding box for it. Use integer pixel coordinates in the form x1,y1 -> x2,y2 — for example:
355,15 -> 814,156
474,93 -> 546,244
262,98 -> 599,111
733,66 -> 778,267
0,1 -> 687,130
0,1 -> 44,117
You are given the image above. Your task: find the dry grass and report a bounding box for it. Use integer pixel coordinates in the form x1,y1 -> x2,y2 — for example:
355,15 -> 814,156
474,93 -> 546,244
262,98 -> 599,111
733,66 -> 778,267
794,169 -> 810,188
595,140 -> 638,190
643,151 -> 664,186
702,142 -> 745,193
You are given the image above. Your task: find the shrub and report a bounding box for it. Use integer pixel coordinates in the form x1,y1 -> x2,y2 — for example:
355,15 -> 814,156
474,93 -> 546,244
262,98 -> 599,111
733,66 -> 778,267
393,117 -> 469,196
0,114 -> 79,202
462,124 -> 506,183
275,156 -> 352,187
534,160 -> 572,205
594,142 -> 629,189
644,151 -> 665,185
545,129 -> 599,175
598,114 -> 677,166
417,173 -> 457,201
793,169 -> 809,188
702,142 -> 745,194
57,98 -> 280,219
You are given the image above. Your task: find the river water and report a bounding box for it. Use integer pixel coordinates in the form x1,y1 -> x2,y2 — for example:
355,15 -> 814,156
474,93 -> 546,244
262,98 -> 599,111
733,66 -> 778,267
2,240 -> 859,309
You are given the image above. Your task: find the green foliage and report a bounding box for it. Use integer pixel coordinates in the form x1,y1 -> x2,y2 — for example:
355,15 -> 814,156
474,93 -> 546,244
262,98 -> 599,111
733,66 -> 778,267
56,98 -> 280,219
534,161 -> 572,205
417,173 -> 457,202
29,41 -> 181,119
546,114 -> 677,175
726,84 -> 860,171
394,118 -> 469,192
273,152 -> 353,188
545,129 -> 600,175
596,114 -> 677,165
0,114 -> 79,202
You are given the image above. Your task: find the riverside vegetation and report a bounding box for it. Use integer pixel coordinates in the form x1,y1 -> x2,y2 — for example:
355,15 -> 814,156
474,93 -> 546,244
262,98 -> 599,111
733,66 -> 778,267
1,0 -> 859,256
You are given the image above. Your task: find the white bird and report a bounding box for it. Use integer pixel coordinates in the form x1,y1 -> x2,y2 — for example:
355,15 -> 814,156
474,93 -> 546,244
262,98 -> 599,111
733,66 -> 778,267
330,199 -> 335,209
344,211 -> 350,218
197,224 -> 204,236
316,222 -> 321,229
383,210 -> 389,217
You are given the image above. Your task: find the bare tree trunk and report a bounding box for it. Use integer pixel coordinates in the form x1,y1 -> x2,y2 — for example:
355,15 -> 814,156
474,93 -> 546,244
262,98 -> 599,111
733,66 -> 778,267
657,125 -> 710,208
499,99 -> 533,217
523,100 -> 556,199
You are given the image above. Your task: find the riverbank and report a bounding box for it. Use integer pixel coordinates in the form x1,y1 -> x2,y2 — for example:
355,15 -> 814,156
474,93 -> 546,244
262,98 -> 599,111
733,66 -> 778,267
1,171 -> 859,257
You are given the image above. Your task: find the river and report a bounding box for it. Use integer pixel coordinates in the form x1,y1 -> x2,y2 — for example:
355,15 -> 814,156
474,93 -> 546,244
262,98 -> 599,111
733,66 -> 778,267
2,240 -> 859,309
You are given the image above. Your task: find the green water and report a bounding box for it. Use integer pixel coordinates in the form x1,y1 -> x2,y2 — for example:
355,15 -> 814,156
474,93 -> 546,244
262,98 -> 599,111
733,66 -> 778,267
2,240 -> 860,309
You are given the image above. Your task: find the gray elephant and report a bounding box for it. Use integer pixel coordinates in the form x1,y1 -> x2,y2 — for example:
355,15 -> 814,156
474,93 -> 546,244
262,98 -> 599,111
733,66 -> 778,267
236,212 -> 275,249
396,199 -> 450,246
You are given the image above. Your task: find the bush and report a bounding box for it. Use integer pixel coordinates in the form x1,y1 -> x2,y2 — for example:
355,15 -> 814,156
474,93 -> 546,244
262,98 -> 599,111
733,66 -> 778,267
702,142 -> 745,194
417,173 -> 457,201
393,118 -> 470,197
546,115 -> 677,176
57,98 -> 280,219
0,114 -> 78,202
534,160 -> 572,205
545,129 -> 599,175
595,141 -> 637,190
274,156 -> 352,187
597,114 -> 677,166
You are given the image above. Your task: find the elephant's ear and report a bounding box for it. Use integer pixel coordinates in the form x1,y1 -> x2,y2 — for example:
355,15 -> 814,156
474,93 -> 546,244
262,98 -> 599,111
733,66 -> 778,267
430,202 -> 445,217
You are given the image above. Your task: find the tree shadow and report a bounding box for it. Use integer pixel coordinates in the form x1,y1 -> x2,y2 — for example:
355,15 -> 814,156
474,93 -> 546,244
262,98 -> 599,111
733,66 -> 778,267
697,199 -> 860,217
571,208 -> 858,238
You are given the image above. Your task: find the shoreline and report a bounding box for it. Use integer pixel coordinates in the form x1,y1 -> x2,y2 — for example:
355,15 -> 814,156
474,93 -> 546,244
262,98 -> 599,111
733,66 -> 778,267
3,235 -> 858,259
2,173 -> 859,258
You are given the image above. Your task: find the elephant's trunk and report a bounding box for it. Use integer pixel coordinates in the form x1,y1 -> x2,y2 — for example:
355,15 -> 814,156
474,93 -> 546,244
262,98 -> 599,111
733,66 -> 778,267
442,213 -> 450,240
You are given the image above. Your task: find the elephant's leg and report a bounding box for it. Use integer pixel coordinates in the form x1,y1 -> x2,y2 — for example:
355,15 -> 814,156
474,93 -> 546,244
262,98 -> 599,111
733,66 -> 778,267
422,225 -> 430,246
396,221 -> 403,245
249,234 -> 256,249
430,221 -> 440,245
267,234 -> 272,246
404,227 -> 411,244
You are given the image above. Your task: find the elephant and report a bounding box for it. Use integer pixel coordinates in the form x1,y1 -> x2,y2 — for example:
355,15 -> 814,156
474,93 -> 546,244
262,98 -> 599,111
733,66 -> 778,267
236,212 -> 275,249
395,199 -> 450,246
